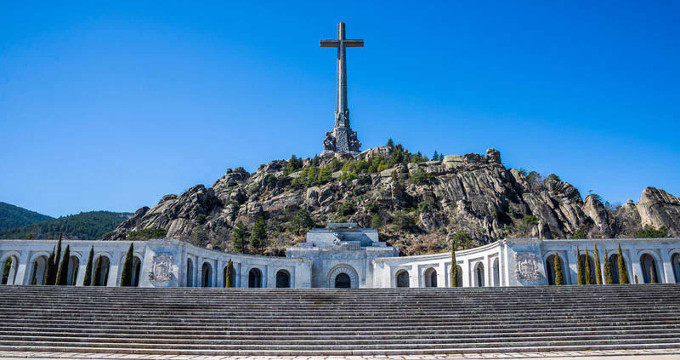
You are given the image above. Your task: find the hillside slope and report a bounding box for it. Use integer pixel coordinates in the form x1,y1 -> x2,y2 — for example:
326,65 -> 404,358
105,146 -> 680,255
1,211 -> 132,240
0,202 -> 53,231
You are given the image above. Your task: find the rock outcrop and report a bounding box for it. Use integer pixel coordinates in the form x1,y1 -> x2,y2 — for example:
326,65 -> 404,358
105,147 -> 680,255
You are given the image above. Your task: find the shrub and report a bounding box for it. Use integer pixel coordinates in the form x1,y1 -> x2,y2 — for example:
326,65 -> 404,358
225,259 -> 234,288
603,249 -> 614,284
370,214 -> 382,230
635,226 -> 668,238
572,228 -> 588,239
593,244 -> 603,285
617,244 -> 629,284
83,246 -> 94,286
410,168 -> 434,185
56,245 -> 70,286
120,243 -> 134,287
93,256 -> 103,286
127,227 -> 167,240
336,201 -> 357,217
554,252 -> 564,285
576,246 -> 584,285
43,249 -> 55,285
584,248 -> 594,285
392,212 -> 415,231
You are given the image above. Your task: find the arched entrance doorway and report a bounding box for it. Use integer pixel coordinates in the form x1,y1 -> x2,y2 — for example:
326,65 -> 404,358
335,273 -> 351,288
492,258 -> 500,287
396,270 -> 409,288
30,255 -> 48,285
94,256 -> 110,286
276,270 -> 290,288
424,268 -> 437,287
248,268 -> 262,288
201,263 -> 212,287
672,253 -> 680,283
186,258 -> 194,287
474,262 -> 485,287
131,257 -> 141,287
545,254 -> 565,285
640,254 -> 660,283
579,253 -> 595,284
1,255 -> 18,285
608,253 -> 623,284
66,256 -> 79,285
454,265 -> 463,287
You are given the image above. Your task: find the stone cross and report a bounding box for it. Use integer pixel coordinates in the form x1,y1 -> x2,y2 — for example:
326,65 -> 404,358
320,22 -> 363,155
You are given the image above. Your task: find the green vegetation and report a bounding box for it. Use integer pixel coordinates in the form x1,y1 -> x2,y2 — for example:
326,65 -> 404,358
126,227 -> 167,240
83,246 -> 94,286
250,218 -> 267,250
451,231 -> 473,249
56,245 -> 70,285
635,226 -> 668,238
410,168 -> 434,185
370,214 -> 382,230
232,221 -> 249,252
521,215 -> 539,234
44,250 -> 56,285
336,201 -> 357,217
554,252 -> 564,285
283,155 -> 303,175
572,228 -> 588,239
225,259 -> 234,288
2,257 -> 13,284
576,246 -> 584,285
617,244 -> 629,284
93,256 -> 103,286
650,266 -> 657,284
392,211 -> 415,231
593,244 -> 603,285
0,211 -> 130,240
584,248 -> 594,285
0,202 -> 53,231
603,249 -> 614,284
120,244 -> 134,287
290,209 -> 316,236
190,226 -> 209,246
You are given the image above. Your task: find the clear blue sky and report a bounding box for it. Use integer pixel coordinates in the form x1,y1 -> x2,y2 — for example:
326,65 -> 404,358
1,1 -> 678,217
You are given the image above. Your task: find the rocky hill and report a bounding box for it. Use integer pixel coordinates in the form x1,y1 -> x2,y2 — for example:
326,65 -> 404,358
105,145 -> 680,255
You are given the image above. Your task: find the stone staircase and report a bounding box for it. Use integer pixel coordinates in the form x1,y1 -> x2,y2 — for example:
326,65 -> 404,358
0,284 -> 679,356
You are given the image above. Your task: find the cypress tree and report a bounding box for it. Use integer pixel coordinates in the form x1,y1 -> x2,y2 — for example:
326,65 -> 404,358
650,266 -> 656,284
83,246 -> 94,286
93,256 -> 103,286
634,275 -> 639,284
54,232 -> 62,279
120,243 -> 134,286
43,248 -> 55,285
617,244 -> 630,284
603,249 -> 614,284
576,246 -> 585,285
56,245 -> 70,285
584,248 -> 594,285
225,259 -> 234,288
451,239 -> 458,287
593,244 -> 603,285
554,252 -> 564,285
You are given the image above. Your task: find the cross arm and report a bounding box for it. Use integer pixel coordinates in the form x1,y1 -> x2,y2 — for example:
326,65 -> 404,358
320,40 -> 340,47
344,39 -> 364,47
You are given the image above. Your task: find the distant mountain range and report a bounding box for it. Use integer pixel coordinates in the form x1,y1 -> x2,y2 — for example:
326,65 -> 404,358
0,203 -> 132,240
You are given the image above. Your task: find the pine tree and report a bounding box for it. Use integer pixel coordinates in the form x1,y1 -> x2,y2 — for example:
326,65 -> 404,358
56,245 -> 70,285
554,252 -> 564,285
576,246 -> 585,285
584,248 -> 594,285
593,244 -> 603,285
83,246 -> 94,286
93,256 -> 103,286
650,266 -> 656,284
43,248 -> 55,285
232,221 -> 248,253
250,218 -> 267,250
617,244 -> 629,284
370,214 -> 381,230
450,238 -> 458,287
225,259 -> 234,288
386,138 -> 394,148
603,249 -> 614,284
120,243 -> 134,286
432,150 -> 439,162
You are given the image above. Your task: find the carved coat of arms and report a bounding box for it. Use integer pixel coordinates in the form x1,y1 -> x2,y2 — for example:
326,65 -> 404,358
148,253 -> 176,282
514,253 -> 542,282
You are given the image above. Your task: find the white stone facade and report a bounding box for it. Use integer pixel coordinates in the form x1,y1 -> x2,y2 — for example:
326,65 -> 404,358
2,230 -> 679,288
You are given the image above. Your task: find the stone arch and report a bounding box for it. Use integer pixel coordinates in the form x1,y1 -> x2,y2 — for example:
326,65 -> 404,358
454,265 -> 463,287
66,255 -> 80,286
545,254 -> 566,285
94,255 -> 111,286
474,262 -> 485,287
492,258 -> 500,287
640,253 -> 661,284
276,269 -> 291,288
671,253 -> 680,284
327,264 -> 359,289
201,262 -> 213,287
248,267 -> 263,288
424,267 -> 438,288
579,253 -> 596,284
130,256 -> 142,287
608,252 -> 624,284
395,269 -> 410,288
1,253 -> 20,285
29,253 -> 49,285
186,258 -> 194,287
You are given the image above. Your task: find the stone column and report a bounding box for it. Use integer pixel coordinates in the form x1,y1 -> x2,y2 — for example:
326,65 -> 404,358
660,248 -> 673,284
15,251 -> 31,285
195,256 -> 203,287
630,248 -> 642,283
76,258 -> 88,286
483,256 -> 491,287
216,259 -> 225,288
107,254 -> 120,287
462,259 -> 470,287
566,246 -> 579,285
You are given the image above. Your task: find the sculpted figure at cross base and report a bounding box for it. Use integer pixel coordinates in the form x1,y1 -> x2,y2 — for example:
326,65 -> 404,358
320,22 -> 363,155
